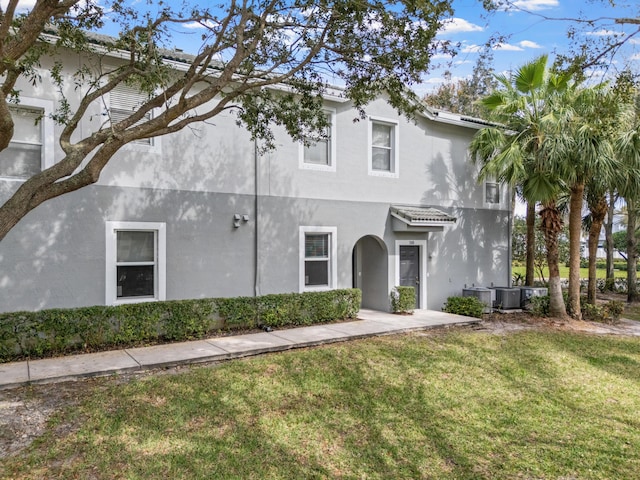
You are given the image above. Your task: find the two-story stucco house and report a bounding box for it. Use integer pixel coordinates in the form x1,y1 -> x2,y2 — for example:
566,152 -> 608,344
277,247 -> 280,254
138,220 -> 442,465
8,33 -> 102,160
0,44 -> 511,314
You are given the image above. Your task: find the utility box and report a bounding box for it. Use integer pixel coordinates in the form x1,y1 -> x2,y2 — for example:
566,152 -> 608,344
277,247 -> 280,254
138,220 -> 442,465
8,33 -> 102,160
462,287 -> 493,313
519,287 -> 548,308
492,287 -> 521,310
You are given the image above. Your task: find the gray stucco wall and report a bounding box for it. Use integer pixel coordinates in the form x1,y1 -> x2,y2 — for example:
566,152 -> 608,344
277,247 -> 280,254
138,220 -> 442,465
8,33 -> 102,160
0,185 -> 256,311
0,58 -> 511,313
0,185 -> 509,313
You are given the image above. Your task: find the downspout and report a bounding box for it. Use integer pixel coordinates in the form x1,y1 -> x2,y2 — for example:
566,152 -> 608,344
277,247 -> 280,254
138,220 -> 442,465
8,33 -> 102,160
254,138 -> 261,297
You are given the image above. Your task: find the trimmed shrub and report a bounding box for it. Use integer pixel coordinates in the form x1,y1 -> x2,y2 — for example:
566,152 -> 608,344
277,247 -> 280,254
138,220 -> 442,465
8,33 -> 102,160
583,300 -> 625,324
530,295 -> 550,317
390,286 -> 416,314
0,289 -> 361,363
442,296 -> 484,318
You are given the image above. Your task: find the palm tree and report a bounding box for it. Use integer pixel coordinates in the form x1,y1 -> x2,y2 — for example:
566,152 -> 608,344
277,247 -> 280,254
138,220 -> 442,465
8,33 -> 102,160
584,184 -> 610,304
470,55 -> 571,318
555,85 -> 618,318
616,95 -> 640,303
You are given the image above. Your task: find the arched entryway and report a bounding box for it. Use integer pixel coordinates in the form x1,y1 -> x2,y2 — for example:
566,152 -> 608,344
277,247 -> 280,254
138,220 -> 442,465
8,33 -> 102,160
352,235 -> 389,311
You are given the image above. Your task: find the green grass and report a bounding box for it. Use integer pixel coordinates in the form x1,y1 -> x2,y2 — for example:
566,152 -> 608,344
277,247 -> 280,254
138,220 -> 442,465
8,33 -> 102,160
512,264 -> 627,280
4,331 -> 640,479
623,303 -> 640,322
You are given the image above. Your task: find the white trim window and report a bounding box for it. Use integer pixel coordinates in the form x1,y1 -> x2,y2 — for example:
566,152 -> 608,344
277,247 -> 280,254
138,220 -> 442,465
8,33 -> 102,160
368,116 -> 399,177
299,226 -> 338,291
109,83 -> 161,152
0,97 -> 54,180
105,221 -> 166,304
299,109 -> 337,172
484,177 -> 500,206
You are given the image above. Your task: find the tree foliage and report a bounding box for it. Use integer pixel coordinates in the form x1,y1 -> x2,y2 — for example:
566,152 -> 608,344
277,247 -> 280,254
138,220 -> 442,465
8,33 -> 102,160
423,48 -> 498,118
0,0 -> 455,240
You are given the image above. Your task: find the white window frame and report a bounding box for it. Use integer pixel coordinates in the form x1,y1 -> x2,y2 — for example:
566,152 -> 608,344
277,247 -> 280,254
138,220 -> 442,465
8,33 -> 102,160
106,85 -> 162,154
484,177 -> 501,208
394,239 -> 427,309
299,226 -> 338,292
105,221 -> 166,305
298,108 -> 337,172
0,96 -> 54,182
368,116 -> 399,178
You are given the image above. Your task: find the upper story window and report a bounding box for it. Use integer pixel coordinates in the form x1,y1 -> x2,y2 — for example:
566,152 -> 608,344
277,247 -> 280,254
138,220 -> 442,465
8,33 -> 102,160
368,116 -> 399,178
299,109 -> 336,172
0,97 -> 54,180
484,177 -> 500,206
109,83 -> 154,147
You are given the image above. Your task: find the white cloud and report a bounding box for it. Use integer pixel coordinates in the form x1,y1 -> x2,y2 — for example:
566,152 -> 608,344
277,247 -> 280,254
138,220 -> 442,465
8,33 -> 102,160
439,18 -> 483,35
518,40 -> 542,49
511,0 -> 559,11
431,53 -> 455,60
585,29 -> 625,37
630,53 -> 640,61
454,60 -> 472,65
1,0 -> 37,9
460,44 -> 482,53
183,20 -> 219,29
493,42 -> 524,51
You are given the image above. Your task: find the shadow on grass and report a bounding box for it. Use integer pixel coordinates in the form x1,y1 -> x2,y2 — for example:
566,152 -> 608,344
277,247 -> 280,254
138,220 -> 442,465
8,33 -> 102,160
6,331 -> 640,479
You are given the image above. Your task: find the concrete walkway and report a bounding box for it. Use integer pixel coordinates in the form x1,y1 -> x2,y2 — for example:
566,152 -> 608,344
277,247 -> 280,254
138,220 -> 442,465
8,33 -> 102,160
0,309 -> 478,389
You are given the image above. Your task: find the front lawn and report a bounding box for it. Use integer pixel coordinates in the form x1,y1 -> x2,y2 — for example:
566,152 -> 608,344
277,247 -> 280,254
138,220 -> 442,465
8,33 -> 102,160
4,330 -> 640,479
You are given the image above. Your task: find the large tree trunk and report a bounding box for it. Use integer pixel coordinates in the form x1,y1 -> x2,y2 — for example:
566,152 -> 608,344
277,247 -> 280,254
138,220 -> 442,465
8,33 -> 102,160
540,201 -> 568,319
587,195 -> 608,304
568,183 -> 584,319
627,199 -> 639,303
525,201 -> 536,286
604,190 -> 615,288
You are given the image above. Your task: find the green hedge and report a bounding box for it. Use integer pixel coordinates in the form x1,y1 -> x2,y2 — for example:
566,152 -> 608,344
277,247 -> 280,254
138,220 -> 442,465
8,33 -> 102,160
0,289 -> 361,363
442,296 -> 485,318
390,286 -> 416,314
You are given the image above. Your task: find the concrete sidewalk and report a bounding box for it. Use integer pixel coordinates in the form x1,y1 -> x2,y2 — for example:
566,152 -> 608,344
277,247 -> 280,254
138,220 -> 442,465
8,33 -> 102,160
0,309 -> 478,389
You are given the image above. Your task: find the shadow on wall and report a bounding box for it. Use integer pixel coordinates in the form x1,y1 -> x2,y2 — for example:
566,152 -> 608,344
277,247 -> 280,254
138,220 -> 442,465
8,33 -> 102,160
422,151 -> 509,303
0,118 -> 317,311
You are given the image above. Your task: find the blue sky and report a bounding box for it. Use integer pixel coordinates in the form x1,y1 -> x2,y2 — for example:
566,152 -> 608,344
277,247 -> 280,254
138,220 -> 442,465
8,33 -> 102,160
420,0 -> 640,94
8,0 -> 636,94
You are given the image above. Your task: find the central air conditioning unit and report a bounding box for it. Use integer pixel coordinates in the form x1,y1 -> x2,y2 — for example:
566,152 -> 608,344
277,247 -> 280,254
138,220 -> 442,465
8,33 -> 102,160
519,287 -> 548,308
462,287 -> 493,313
492,287 -> 521,310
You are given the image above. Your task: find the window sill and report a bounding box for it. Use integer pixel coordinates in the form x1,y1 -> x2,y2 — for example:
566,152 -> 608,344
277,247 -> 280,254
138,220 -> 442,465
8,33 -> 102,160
300,162 -> 336,172
112,296 -> 160,305
303,285 -> 333,292
368,170 -> 398,178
